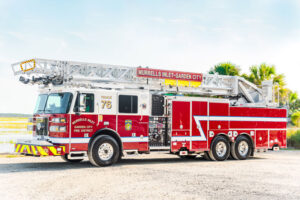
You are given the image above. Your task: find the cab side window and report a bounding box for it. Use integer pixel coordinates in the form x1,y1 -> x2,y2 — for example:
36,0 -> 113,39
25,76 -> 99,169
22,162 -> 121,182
74,93 -> 94,113
119,95 -> 138,113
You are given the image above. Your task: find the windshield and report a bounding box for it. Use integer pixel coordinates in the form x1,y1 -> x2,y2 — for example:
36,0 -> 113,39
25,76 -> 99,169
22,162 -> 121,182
34,93 -> 73,114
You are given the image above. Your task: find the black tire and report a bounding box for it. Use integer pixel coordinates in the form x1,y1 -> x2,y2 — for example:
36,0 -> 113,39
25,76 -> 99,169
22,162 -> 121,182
88,135 -> 120,167
203,151 -> 212,161
231,135 -> 251,160
230,144 -> 239,160
208,136 -> 230,161
61,154 -> 83,163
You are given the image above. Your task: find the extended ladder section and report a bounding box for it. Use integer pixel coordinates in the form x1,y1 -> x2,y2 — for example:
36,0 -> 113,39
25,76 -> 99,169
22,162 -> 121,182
11,58 -> 275,107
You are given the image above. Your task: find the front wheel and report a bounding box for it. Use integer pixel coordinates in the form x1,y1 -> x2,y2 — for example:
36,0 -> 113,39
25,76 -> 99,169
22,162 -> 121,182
88,135 -> 120,167
208,136 -> 230,161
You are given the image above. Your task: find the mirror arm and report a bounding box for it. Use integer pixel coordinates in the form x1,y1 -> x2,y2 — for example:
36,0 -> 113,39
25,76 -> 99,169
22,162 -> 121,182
75,91 -> 80,115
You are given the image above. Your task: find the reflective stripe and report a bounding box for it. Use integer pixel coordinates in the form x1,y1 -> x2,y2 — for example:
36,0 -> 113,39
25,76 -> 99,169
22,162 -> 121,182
48,146 -> 59,155
172,136 -> 215,142
15,144 -> 21,152
25,145 -> 31,154
36,146 -> 48,156
20,145 -> 26,153
49,137 -> 149,144
121,137 -> 149,143
31,146 -> 37,155
193,116 -> 287,122
49,137 -> 90,144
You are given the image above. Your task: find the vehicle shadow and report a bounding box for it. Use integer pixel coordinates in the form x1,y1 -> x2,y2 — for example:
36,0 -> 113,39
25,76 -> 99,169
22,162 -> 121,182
0,155 -> 265,174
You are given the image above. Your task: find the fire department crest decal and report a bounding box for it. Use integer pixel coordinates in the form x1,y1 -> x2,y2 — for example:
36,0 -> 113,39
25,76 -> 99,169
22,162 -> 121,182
125,120 -> 132,131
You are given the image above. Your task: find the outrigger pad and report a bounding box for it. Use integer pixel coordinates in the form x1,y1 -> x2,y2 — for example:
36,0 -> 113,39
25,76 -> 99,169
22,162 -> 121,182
15,139 -> 66,156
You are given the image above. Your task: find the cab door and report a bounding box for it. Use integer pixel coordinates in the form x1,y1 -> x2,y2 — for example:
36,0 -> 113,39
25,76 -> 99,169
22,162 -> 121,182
117,93 -> 149,151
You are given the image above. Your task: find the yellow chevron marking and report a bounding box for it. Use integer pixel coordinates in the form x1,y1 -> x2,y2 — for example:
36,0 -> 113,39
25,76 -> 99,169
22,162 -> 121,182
36,146 -> 48,156
61,146 -> 66,153
20,145 -> 25,153
48,146 -> 60,155
31,146 -> 37,155
24,145 -> 31,154
15,144 -> 21,152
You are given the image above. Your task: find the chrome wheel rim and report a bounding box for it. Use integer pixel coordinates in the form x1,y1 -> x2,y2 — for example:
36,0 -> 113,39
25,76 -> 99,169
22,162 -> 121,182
98,143 -> 114,161
238,141 -> 249,156
216,141 -> 227,157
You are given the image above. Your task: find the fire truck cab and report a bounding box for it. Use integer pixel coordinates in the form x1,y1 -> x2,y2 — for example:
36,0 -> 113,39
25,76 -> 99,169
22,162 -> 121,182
12,59 -> 287,166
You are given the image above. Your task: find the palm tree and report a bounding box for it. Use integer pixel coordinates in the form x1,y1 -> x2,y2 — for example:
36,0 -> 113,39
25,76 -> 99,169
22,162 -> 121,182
243,63 -> 283,86
243,63 -> 287,104
209,62 -> 240,76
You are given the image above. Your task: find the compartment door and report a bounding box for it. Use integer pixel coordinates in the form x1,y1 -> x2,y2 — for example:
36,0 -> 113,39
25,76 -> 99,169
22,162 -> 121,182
171,101 -> 190,152
255,130 -> 268,148
191,101 -> 208,150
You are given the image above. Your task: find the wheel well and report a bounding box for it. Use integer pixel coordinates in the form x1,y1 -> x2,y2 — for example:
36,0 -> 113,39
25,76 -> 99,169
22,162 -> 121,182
89,128 -> 123,154
212,133 -> 231,144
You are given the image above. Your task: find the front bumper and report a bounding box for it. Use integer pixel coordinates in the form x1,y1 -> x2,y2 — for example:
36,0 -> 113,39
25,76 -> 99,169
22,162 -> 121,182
15,139 -> 66,156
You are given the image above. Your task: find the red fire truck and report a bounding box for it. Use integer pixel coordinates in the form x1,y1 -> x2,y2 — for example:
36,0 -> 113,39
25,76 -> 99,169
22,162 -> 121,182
12,59 -> 287,166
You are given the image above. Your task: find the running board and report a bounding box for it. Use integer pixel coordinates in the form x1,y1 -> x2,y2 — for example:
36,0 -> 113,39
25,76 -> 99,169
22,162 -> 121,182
149,146 -> 170,151
67,151 -> 87,160
123,150 -> 139,157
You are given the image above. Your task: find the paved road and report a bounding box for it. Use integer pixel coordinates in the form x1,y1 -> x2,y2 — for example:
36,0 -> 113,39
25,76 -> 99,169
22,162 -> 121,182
1,151 -> 300,200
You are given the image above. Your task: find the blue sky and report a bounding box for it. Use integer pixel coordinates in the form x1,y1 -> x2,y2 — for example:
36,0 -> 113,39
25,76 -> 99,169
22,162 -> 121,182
1,0 -> 300,113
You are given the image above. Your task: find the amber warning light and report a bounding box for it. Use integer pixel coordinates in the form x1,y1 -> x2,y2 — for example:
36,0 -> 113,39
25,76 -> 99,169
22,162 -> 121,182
20,59 -> 36,72
136,68 -> 203,82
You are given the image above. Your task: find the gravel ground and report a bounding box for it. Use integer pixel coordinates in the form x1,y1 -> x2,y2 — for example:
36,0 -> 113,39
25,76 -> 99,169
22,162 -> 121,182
1,150 -> 300,200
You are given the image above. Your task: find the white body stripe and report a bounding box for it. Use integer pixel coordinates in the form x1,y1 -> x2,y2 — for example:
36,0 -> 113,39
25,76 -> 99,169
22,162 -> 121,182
49,136 -> 149,144
194,116 -> 287,122
121,137 -> 149,143
192,116 -> 207,141
172,136 -> 207,142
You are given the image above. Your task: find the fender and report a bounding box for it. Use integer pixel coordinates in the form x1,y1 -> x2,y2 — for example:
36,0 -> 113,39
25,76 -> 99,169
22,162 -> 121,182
212,133 -> 231,144
89,128 -> 123,153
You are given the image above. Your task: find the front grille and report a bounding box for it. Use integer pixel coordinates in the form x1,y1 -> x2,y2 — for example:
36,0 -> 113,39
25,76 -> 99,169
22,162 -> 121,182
35,117 -> 48,136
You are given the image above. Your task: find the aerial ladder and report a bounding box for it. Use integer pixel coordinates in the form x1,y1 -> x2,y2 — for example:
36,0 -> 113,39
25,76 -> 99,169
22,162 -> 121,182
11,58 -> 276,107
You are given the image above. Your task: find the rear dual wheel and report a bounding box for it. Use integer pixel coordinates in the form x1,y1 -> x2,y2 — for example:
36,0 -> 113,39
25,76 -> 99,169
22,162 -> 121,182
208,136 -> 230,161
231,135 -> 251,160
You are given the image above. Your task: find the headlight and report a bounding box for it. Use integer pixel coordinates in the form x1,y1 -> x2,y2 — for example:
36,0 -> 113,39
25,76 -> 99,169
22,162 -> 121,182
51,118 -> 67,123
49,125 -> 67,132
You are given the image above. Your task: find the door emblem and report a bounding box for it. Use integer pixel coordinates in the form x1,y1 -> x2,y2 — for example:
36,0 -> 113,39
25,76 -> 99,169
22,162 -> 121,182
125,120 -> 132,131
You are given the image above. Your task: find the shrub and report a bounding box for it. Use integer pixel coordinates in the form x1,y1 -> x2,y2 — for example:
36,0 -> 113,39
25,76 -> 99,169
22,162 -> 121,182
287,130 -> 300,148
